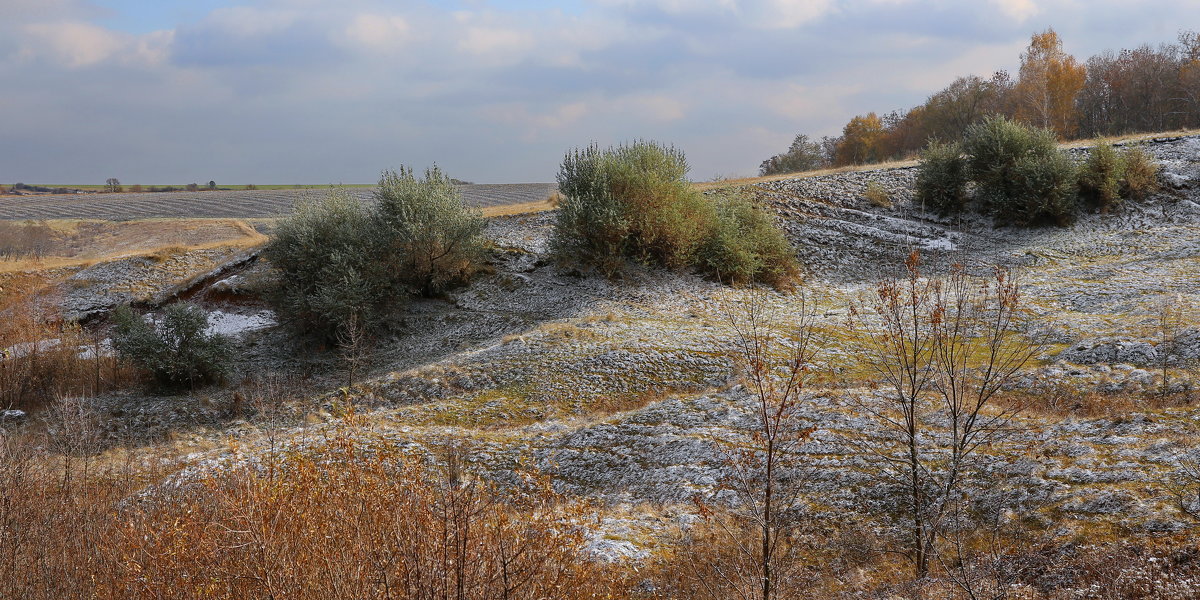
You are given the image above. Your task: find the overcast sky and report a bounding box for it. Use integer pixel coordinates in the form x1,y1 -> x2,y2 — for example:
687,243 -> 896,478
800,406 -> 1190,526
3,0 -> 1198,184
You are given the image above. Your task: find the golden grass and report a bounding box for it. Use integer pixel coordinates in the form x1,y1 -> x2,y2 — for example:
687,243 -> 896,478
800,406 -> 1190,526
480,193 -> 561,218
1062,128 -> 1196,149
0,218 -> 266,274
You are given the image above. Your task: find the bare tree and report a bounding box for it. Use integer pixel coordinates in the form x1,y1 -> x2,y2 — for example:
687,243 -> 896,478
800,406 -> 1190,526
847,252 -> 1038,579
1153,294 -> 1193,399
687,289 -> 820,600
337,312 -> 374,389
104,178 -> 121,193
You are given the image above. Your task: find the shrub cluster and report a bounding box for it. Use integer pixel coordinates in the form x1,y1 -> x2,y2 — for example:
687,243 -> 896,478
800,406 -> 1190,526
112,303 -> 233,390
552,141 -> 797,287
914,141 -> 968,215
1078,142 -> 1162,211
917,116 -> 1161,225
265,167 -> 486,342
963,116 -> 1079,225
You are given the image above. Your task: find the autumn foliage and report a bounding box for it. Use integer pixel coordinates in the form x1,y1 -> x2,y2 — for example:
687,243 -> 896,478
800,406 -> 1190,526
769,28 -> 1200,170
0,424 -> 629,600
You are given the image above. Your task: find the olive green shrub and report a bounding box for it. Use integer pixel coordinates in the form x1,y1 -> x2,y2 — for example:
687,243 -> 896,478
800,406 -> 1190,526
552,141 -> 797,286
1118,146 -> 1161,201
698,194 -> 799,287
1078,142 -> 1162,211
914,141 -> 969,215
266,168 -> 485,343
1078,141 -> 1123,210
963,116 -> 1079,225
112,303 -> 233,390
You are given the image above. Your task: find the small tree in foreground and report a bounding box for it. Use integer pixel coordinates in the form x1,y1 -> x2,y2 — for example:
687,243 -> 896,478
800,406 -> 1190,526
847,252 -> 1039,579
682,290 -> 818,600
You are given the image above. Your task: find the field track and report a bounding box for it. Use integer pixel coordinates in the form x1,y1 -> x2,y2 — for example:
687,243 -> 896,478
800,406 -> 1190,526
0,183 -> 558,220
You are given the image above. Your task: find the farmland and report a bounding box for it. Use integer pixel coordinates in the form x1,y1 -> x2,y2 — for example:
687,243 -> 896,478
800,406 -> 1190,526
0,183 -> 558,221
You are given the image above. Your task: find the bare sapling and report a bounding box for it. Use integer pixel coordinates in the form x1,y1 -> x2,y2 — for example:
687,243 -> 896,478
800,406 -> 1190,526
1153,294 -> 1192,400
689,289 -> 819,600
847,251 -> 1038,580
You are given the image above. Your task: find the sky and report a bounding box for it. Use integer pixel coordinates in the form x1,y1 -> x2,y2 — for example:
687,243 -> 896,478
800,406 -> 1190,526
2,0 -> 1199,184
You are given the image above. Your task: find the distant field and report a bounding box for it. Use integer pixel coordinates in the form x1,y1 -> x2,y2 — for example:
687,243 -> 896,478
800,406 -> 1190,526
29,184 -> 375,191
0,183 -> 558,221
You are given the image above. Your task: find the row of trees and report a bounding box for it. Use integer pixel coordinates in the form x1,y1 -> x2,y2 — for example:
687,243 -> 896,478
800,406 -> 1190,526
762,28 -> 1200,175
103,179 -> 222,192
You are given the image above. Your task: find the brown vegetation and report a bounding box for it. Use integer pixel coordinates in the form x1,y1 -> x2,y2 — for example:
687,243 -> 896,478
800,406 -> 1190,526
0,297 -> 132,411
771,28 -> 1200,170
0,422 -> 632,599
0,219 -> 265,274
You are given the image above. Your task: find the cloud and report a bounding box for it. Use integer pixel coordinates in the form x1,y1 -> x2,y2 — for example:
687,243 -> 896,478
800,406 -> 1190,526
458,26 -> 536,63
4,0 -> 1200,184
757,0 -> 837,28
20,22 -> 125,67
989,0 -> 1040,21
343,14 -> 412,52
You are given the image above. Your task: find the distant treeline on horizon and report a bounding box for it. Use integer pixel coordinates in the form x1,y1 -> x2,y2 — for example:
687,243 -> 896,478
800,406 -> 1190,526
762,28 -> 1200,175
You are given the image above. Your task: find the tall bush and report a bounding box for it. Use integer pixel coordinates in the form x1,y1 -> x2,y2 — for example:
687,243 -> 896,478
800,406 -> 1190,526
264,189 -> 385,341
1119,145 -> 1161,201
914,141 -> 968,215
699,194 -> 799,287
266,169 -> 486,343
1078,141 -> 1123,211
962,116 -> 1079,225
1077,142 -> 1161,212
376,167 -> 486,296
552,141 -> 797,286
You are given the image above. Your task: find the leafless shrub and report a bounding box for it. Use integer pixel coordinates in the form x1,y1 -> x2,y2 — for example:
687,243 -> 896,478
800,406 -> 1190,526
680,289 -> 820,600
846,251 -> 1040,578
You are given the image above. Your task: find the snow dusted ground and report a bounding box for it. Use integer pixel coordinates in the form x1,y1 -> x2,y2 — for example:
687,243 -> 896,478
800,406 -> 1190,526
40,136 -> 1200,559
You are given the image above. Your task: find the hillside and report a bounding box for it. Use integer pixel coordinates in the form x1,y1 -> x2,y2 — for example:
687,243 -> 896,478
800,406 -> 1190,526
3,136 -> 1200,597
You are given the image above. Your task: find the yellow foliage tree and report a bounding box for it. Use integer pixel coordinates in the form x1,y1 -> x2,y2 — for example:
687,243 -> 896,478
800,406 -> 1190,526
834,112 -> 885,165
1014,28 -> 1086,137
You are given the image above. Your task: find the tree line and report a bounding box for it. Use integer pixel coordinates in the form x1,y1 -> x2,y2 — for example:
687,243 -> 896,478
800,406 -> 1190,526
762,28 -> 1200,175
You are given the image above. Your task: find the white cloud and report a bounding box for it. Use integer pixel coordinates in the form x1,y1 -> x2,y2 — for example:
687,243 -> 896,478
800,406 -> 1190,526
989,0 -> 1040,21
202,6 -> 300,36
756,0 -> 836,28
591,0 -> 739,15
620,95 -> 687,121
458,26 -> 536,64
343,14 -> 412,52
22,22 -> 125,67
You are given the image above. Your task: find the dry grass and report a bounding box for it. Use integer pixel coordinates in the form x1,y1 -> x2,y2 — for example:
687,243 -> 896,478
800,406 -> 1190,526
0,218 -> 266,274
694,158 -> 921,192
481,193 -> 561,218
0,421 -> 634,599
1061,128 -> 1196,149
0,296 -> 135,411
